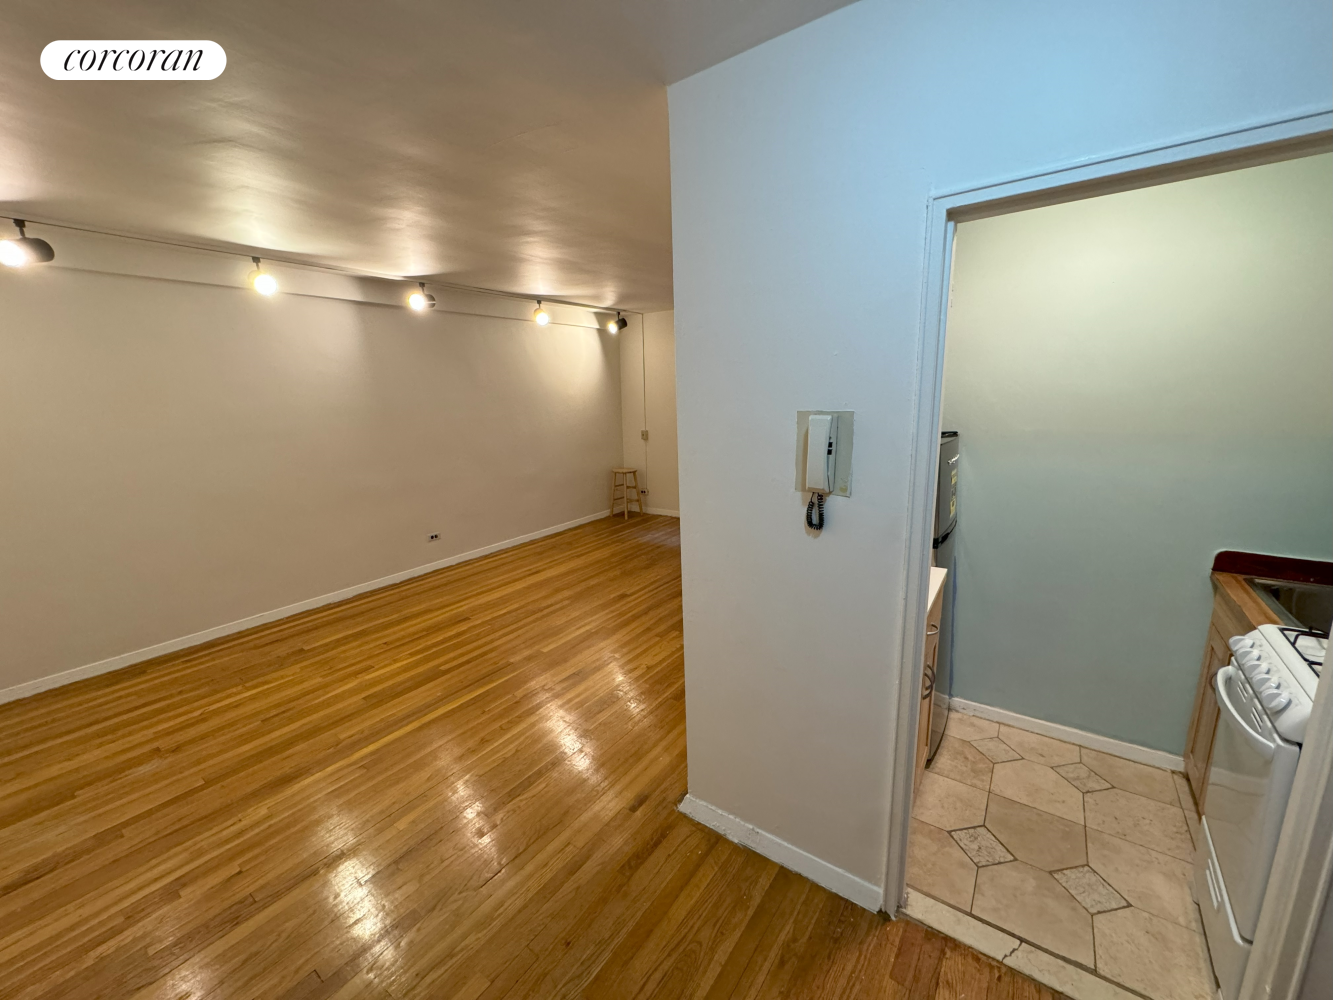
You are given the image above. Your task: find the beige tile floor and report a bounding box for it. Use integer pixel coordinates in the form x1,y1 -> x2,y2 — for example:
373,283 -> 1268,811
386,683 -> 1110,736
907,711 -> 1218,1000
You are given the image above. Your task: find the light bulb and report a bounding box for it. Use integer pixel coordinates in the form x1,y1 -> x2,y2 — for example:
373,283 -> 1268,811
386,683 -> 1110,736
408,283 -> 435,311
0,221 -> 54,267
533,302 -> 550,326
606,317 -> 618,333
250,269 -> 278,295
0,240 -> 26,267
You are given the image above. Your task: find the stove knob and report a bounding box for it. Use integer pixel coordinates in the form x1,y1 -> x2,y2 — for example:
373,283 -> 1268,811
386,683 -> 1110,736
1253,676 -> 1278,694
1229,636 -> 1254,652
1241,660 -> 1269,680
1261,689 -> 1291,712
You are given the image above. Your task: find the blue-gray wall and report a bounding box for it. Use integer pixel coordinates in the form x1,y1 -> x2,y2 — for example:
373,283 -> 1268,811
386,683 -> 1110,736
943,154 -> 1333,754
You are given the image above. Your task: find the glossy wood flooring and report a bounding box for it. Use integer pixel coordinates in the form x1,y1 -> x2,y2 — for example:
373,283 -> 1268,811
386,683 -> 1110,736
1,515 -> 1061,1000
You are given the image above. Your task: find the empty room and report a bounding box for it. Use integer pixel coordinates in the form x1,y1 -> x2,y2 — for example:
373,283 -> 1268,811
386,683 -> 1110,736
1,3 -> 1330,1000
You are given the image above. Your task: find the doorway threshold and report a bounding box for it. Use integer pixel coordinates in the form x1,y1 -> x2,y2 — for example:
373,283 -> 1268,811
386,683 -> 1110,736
904,888 -> 1145,1000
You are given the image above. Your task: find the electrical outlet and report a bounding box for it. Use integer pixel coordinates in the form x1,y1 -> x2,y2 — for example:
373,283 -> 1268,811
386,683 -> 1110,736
427,533 -> 440,542
640,429 -> 649,441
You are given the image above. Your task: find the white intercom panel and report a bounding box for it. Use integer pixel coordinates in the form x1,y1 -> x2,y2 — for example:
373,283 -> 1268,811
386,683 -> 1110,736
795,411 -> 854,497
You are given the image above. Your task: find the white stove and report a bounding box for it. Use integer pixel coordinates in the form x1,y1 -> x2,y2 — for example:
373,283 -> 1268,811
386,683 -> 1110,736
1196,624 -> 1322,999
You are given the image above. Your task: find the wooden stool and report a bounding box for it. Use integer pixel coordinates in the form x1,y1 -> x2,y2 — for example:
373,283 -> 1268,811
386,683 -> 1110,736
610,468 -> 643,519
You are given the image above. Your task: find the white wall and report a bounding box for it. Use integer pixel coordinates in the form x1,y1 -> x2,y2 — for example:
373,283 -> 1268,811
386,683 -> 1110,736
943,154 -> 1333,755
0,230 -> 623,699
667,0 -> 1332,895
619,309 -> 679,514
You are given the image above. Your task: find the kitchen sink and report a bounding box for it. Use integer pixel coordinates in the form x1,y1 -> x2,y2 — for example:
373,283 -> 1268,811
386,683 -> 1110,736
1246,577 -> 1333,634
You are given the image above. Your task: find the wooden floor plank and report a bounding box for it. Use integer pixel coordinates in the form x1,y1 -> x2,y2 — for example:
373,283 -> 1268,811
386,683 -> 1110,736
1,515 -> 1061,999
936,939 -> 1005,1000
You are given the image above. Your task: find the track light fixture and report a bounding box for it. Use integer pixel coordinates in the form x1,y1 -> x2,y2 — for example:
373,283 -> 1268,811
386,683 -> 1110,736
0,219 -> 56,268
408,282 -> 435,312
247,257 -> 278,295
0,217 -> 637,332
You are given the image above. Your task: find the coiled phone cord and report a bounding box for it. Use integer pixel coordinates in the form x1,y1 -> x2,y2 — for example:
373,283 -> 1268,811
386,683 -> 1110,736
805,492 -> 825,531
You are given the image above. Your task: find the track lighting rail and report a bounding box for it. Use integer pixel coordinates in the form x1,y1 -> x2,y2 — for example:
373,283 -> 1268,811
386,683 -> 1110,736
0,214 -> 639,317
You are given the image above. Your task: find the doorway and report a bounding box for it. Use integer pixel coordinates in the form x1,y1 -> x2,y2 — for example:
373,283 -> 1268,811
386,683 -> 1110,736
894,141 -> 1333,1000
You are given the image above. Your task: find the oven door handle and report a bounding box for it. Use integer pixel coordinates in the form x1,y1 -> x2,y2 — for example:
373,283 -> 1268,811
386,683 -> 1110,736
1215,664 -> 1276,761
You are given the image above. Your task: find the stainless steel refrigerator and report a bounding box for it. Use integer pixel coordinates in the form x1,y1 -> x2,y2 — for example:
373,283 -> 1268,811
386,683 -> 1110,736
928,432 -> 959,761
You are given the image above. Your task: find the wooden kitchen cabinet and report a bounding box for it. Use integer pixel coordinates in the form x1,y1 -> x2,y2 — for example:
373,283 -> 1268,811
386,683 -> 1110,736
1183,572 -> 1280,811
915,571 -> 946,791
1183,623 -> 1229,810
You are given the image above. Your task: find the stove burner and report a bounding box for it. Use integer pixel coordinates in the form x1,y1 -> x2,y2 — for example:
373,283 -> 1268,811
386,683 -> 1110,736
1278,625 -> 1327,676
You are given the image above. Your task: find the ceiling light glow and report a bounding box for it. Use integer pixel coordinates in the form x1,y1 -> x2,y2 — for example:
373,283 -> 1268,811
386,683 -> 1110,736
408,282 -> 435,312
248,257 -> 278,295
533,301 -> 550,326
0,220 -> 55,267
607,311 -> 628,333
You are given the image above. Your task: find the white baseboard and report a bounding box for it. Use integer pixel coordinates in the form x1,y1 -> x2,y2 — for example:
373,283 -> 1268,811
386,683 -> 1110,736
644,507 -> 679,517
0,510 -> 612,707
949,698 -> 1185,772
678,793 -> 883,912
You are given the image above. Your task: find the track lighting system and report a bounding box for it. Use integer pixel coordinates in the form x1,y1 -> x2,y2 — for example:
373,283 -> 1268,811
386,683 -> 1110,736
2,216 -> 635,331
0,220 -> 55,267
247,257 -> 278,296
408,282 -> 435,312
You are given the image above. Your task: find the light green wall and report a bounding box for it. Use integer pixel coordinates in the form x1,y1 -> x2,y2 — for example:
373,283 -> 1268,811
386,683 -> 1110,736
943,153 -> 1333,754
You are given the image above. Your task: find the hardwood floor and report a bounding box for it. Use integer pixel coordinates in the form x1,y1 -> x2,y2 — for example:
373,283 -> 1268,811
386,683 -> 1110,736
0,515 -> 1060,1000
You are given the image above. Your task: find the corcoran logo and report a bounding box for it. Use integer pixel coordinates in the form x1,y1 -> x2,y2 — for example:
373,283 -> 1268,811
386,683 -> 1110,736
41,40 -> 226,80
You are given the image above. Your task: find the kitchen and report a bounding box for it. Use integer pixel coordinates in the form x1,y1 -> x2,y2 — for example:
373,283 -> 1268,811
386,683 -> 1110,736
904,150 -> 1332,1000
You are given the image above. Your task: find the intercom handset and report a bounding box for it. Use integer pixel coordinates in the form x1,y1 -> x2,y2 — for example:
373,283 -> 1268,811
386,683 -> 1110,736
805,413 -> 837,530
805,414 -> 836,492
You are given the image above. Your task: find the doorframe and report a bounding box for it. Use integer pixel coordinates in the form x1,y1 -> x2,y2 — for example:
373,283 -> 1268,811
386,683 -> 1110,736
881,107 -> 1333,952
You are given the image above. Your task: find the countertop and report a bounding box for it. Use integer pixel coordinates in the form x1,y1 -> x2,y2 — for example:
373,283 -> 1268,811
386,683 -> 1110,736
1210,551 -> 1332,635
1211,572 -> 1282,629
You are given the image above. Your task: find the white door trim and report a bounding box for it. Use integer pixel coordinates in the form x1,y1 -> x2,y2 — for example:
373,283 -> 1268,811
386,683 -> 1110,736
881,107 -> 1333,917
